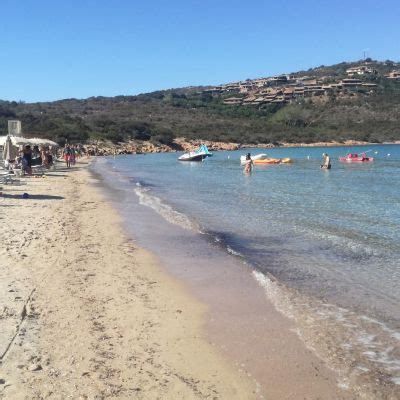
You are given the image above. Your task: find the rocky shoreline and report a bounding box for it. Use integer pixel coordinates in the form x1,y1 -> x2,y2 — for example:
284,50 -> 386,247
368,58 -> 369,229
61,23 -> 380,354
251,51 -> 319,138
83,138 -> 398,156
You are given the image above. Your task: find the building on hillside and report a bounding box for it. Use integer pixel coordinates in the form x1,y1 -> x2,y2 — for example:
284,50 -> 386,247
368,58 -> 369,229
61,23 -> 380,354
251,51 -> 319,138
346,65 -> 375,76
386,70 -> 400,79
223,97 -> 243,105
328,83 -> 342,90
242,95 -> 258,105
269,75 -> 289,84
304,85 -> 325,96
360,83 -> 378,93
239,82 -> 256,93
203,87 -> 224,94
271,96 -> 286,104
262,95 -> 278,103
293,87 -> 305,97
321,85 -> 334,94
283,87 -> 295,101
253,78 -> 269,88
220,83 -> 241,92
300,78 -> 318,86
253,97 -> 267,105
341,78 -> 363,88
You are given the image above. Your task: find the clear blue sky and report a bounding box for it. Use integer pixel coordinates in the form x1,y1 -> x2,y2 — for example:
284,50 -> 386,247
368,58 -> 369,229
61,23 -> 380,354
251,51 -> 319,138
0,0 -> 399,102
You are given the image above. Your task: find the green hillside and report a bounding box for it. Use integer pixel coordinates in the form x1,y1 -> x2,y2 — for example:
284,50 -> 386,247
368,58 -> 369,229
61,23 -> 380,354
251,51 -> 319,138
1,59 -> 399,145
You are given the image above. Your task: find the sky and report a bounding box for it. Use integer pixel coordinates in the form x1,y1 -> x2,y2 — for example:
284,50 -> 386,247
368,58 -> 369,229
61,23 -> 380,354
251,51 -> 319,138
0,0 -> 399,102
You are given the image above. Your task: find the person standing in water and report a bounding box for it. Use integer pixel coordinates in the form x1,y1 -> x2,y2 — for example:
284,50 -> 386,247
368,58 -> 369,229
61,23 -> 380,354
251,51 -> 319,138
321,153 -> 331,169
244,153 -> 253,174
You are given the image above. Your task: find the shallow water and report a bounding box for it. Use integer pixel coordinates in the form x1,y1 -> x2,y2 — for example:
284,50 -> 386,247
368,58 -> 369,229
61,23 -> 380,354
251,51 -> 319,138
94,144 -> 400,397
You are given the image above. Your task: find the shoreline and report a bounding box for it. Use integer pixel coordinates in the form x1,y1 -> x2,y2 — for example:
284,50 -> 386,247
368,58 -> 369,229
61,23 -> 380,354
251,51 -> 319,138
84,138 -> 400,156
93,159 -> 355,399
0,162 -> 256,399
0,160 -> 387,398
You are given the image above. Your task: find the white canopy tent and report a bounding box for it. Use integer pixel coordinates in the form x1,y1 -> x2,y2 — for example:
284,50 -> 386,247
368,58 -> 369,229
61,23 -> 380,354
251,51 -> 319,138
0,135 -> 58,147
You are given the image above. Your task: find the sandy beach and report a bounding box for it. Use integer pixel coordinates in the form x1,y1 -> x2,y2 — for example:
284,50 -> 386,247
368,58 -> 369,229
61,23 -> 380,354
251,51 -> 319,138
0,162 -> 257,399
0,161 -> 355,399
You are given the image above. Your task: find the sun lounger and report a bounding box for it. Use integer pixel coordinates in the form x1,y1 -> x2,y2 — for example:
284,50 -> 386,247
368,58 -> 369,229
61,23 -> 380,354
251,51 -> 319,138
31,165 -> 46,175
0,170 -> 15,185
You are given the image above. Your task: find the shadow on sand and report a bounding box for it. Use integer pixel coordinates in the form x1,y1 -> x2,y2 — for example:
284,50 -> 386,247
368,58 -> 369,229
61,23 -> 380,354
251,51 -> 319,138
1,194 -> 64,200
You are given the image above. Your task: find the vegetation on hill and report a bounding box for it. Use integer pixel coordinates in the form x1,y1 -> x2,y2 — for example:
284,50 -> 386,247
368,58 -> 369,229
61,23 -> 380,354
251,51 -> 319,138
1,60 -> 399,145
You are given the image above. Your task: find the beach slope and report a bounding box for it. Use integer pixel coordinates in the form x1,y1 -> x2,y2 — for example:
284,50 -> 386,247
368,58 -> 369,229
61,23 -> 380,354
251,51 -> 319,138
0,164 -> 256,399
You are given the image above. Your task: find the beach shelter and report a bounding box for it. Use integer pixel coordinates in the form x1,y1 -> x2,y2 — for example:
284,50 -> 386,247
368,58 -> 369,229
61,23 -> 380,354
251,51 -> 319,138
0,135 -> 58,147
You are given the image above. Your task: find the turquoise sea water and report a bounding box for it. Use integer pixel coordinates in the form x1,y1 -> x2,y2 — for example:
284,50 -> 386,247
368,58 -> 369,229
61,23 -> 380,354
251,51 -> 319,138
95,144 -> 400,394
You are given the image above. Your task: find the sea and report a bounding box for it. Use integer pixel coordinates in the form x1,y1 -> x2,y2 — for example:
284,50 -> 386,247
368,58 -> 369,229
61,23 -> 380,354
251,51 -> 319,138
93,144 -> 400,398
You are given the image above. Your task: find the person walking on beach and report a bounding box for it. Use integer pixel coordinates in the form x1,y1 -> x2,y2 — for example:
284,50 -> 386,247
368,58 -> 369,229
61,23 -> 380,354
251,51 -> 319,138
70,145 -> 76,166
244,153 -> 253,174
22,145 -> 33,175
63,144 -> 72,168
321,153 -> 331,169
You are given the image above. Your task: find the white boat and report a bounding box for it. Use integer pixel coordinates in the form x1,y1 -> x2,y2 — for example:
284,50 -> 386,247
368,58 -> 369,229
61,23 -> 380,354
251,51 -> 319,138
178,144 -> 213,161
240,153 -> 267,165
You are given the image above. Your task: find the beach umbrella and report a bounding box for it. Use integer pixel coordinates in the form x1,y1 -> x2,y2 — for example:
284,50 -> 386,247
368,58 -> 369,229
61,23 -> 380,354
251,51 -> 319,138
2,135 -> 19,161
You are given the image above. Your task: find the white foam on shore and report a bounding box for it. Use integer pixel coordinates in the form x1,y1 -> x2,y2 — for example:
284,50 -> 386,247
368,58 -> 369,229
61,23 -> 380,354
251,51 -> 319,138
134,186 -> 199,232
252,270 -> 400,395
226,246 -> 242,257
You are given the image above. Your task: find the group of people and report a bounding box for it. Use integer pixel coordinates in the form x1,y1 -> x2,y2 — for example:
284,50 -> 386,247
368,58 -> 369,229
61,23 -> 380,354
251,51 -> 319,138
6,144 -> 56,175
5,142 -> 87,175
62,144 -> 84,168
243,152 -> 332,174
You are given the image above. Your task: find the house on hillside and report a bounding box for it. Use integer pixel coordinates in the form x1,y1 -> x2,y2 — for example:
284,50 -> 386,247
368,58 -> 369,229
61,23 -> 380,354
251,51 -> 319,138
386,70 -> 400,79
341,78 -> 363,88
293,87 -> 305,97
261,94 -> 279,103
239,82 -> 256,93
203,86 -> 224,94
242,95 -> 258,105
268,75 -> 289,85
300,78 -> 318,86
271,96 -> 286,104
321,85 -> 333,94
304,85 -> 325,96
346,65 -> 375,76
253,78 -> 269,88
221,83 -> 241,92
283,87 -> 295,101
223,97 -> 243,105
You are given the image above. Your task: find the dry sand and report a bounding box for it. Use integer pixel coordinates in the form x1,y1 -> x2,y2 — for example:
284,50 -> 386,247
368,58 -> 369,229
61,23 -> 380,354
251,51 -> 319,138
0,163 -> 256,399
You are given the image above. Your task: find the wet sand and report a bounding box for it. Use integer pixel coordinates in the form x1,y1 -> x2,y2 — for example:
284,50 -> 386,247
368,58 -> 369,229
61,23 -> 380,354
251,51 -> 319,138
99,175 -> 354,400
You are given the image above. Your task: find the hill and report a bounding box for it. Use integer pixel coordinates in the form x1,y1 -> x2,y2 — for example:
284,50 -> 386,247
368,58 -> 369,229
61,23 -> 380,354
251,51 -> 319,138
1,59 -> 400,146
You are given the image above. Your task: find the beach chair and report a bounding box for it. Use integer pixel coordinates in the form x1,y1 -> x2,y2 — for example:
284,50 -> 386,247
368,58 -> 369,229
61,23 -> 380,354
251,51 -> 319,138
0,170 -> 15,185
31,165 -> 46,176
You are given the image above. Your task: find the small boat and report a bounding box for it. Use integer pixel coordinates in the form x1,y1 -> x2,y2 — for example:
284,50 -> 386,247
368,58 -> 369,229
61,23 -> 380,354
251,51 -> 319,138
241,153 -> 292,165
253,158 -> 281,164
339,153 -> 373,162
178,144 -> 213,162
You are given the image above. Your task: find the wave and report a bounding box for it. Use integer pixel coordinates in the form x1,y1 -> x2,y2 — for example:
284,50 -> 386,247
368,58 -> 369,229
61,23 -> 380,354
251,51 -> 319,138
253,270 -> 400,396
134,186 -> 200,232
